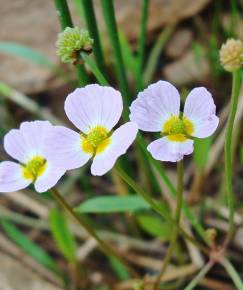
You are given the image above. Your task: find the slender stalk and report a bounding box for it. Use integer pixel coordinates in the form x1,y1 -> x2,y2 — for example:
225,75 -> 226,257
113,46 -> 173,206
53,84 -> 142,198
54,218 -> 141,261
183,261 -> 214,290
136,0 -> 149,91
153,160 -> 184,290
143,25 -> 175,85
81,52 -> 108,85
80,52 -> 209,246
80,0 -> 107,75
50,187 -> 138,277
100,0 -> 130,103
137,136 -> 210,246
54,0 -> 73,29
221,258 -> 243,290
114,165 -> 209,255
224,69 -> 241,246
75,65 -> 89,86
53,0 -> 89,86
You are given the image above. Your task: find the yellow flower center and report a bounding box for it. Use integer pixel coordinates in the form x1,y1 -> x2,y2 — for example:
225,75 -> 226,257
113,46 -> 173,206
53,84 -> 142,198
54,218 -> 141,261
163,115 -> 194,142
22,156 -> 47,181
81,126 -> 110,154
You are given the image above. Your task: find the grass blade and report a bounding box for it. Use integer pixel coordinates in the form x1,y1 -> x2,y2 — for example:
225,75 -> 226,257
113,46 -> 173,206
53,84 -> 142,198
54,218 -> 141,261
49,208 -> 77,263
76,195 -> 150,214
1,219 -> 60,274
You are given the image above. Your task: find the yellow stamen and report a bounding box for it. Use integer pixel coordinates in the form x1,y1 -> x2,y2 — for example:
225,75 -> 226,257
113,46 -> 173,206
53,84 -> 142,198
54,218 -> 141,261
163,115 -> 194,142
81,126 -> 110,154
22,155 -> 47,181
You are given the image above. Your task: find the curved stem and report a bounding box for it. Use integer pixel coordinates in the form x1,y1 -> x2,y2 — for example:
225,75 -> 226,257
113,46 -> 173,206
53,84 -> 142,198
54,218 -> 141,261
183,261 -> 214,290
221,258 -> 243,290
224,69 -> 241,246
143,25 -> 175,85
137,136 -> 210,246
152,160 -> 184,290
80,51 -> 209,246
50,187 -> 138,278
81,53 -> 109,85
114,165 -> 209,255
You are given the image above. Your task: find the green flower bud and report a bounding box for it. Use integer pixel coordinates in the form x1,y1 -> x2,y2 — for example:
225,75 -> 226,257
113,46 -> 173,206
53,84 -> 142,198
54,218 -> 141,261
220,38 -> 243,72
56,27 -> 94,64
205,228 -> 217,242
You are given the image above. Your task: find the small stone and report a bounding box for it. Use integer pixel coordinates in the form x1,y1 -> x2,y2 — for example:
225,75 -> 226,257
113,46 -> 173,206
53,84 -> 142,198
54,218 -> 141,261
166,29 -> 193,58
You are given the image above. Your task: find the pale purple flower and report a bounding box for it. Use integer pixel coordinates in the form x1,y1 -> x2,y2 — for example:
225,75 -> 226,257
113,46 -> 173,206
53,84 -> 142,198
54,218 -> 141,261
45,84 -> 138,176
0,121 -> 65,193
130,81 -> 219,162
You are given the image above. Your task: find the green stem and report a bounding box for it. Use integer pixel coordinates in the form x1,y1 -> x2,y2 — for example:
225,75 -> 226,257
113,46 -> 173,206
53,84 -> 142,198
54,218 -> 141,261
136,0 -> 149,91
137,136 -> 210,246
114,165 -> 209,254
224,69 -> 241,246
75,65 -> 89,86
54,0 -> 73,29
50,187 -> 138,278
81,50 -> 208,247
183,261 -> 214,290
100,0 -> 130,103
143,25 -> 175,85
81,53 -> 109,85
80,0 -> 107,75
221,258 -> 243,290
80,50 -> 208,246
53,0 -> 89,86
152,160 -> 184,290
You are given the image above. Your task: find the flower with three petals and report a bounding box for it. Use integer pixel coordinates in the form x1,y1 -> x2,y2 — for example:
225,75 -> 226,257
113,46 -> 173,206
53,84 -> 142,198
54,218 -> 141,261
130,81 -> 219,162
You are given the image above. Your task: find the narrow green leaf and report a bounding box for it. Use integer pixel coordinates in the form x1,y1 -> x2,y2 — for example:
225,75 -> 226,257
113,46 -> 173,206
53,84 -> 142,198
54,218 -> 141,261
143,25 -> 174,85
1,219 -> 60,274
109,256 -> 130,280
0,42 -> 53,68
76,195 -> 150,213
193,137 -> 212,169
81,52 -> 108,85
136,214 -> 172,240
49,208 -> 77,263
119,31 -> 138,75
221,258 -> 243,290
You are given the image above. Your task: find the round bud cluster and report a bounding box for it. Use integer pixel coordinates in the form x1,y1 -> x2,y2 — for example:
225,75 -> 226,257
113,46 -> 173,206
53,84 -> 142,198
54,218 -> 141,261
56,27 -> 93,64
205,228 -> 217,242
220,38 -> 243,72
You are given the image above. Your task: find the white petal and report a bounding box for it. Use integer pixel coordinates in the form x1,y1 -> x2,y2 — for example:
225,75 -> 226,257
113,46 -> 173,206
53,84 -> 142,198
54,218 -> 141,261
65,84 -> 123,133
4,120 -> 52,163
34,162 -> 65,193
183,87 -> 219,138
192,115 -> 219,138
91,122 -> 138,176
129,80 -> 180,132
147,137 -> 194,162
44,126 -> 91,170
0,161 -> 30,192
